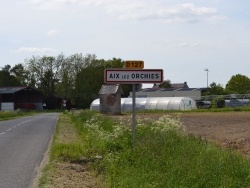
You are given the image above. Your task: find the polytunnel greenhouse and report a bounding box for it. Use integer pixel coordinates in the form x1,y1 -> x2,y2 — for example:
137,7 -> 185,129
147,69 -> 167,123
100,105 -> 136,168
90,97 -> 197,112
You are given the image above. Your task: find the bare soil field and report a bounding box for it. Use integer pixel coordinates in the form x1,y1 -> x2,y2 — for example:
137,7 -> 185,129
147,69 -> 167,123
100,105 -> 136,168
136,111 -> 250,157
181,112 -> 250,156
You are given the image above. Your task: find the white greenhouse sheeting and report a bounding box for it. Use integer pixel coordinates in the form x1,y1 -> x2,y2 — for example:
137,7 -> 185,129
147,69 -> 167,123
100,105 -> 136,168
90,97 -> 197,112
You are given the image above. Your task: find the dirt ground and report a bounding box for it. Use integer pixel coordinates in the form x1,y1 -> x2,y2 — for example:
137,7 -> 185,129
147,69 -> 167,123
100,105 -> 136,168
138,111 -> 250,157
181,112 -> 250,156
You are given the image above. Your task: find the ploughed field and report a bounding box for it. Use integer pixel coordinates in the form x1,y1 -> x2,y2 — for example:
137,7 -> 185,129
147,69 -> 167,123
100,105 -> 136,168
136,112 -> 250,156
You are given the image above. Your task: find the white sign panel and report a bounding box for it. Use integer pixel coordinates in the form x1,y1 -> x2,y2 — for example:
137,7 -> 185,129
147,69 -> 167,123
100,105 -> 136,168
1,103 -> 14,111
104,69 -> 163,84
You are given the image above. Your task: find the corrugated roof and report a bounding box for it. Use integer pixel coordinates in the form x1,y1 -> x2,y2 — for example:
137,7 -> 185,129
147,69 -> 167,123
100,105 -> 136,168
0,87 -> 28,94
171,82 -> 189,89
137,87 -> 206,92
99,84 -> 124,95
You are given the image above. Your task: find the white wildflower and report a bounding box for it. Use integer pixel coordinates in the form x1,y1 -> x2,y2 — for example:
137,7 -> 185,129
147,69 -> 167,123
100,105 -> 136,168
151,115 -> 183,132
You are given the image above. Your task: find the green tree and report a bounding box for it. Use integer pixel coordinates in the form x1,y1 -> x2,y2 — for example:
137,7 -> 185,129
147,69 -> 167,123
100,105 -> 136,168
202,82 -> 225,96
225,74 -> 250,94
74,57 -> 141,108
159,80 -> 171,88
10,64 -> 28,86
75,66 -> 100,108
0,65 -> 21,86
211,97 -> 225,108
74,58 -> 123,108
56,53 -> 97,105
25,55 -> 62,96
18,53 -> 141,108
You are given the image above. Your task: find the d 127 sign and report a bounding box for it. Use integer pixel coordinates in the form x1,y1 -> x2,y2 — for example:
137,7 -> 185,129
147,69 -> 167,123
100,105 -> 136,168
125,61 -> 144,69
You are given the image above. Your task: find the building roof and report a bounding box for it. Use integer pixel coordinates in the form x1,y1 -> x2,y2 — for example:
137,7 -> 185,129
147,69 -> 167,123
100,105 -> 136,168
0,87 -> 27,94
137,87 -> 206,92
171,82 -> 189,89
153,82 -> 189,89
99,84 -> 124,95
0,86 -> 40,94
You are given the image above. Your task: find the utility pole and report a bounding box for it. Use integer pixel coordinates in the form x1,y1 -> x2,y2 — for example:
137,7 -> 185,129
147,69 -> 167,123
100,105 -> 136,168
204,68 -> 209,88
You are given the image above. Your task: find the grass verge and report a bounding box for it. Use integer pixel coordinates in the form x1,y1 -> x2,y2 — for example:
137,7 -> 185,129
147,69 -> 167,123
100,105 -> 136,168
39,110 -> 250,188
0,110 -> 39,120
38,112 -> 103,188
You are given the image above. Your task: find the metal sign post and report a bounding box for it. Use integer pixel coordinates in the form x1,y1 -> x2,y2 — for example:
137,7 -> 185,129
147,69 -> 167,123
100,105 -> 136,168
132,84 -> 136,146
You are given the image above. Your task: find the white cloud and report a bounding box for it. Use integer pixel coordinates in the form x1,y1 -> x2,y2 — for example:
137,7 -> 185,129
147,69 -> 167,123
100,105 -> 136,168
152,3 -> 225,24
206,15 -> 227,24
47,29 -> 58,37
179,42 -> 199,47
28,0 -> 226,24
14,47 -> 57,53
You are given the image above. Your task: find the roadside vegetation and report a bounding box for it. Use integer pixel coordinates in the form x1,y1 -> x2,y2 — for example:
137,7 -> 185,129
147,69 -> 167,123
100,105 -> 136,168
0,110 -> 65,121
199,106 -> 250,112
123,105 -> 250,114
39,110 -> 250,188
0,110 -> 38,120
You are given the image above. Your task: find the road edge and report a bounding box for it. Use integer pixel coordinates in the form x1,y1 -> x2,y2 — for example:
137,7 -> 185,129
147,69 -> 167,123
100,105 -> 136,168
31,114 -> 59,188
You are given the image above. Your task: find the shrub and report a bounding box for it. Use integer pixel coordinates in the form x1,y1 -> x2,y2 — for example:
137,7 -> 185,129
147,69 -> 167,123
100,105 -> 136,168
211,97 -> 225,108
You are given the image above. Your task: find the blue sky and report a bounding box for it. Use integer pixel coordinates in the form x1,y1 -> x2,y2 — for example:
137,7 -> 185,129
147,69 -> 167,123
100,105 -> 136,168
1,0 -> 250,88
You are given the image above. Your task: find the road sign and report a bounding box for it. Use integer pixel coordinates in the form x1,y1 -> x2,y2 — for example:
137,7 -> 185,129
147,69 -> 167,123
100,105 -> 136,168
104,69 -> 163,84
125,60 -> 144,69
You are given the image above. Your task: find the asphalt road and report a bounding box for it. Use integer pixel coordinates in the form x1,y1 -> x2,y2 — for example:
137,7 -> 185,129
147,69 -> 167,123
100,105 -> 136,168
0,113 -> 59,188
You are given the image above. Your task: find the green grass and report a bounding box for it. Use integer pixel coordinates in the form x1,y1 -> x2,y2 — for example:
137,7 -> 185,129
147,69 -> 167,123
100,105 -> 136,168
50,110 -> 250,188
38,163 -> 55,187
0,109 -> 66,121
131,105 -> 250,113
115,105 -> 250,115
196,106 -> 250,112
0,110 -> 39,120
108,132 -> 250,187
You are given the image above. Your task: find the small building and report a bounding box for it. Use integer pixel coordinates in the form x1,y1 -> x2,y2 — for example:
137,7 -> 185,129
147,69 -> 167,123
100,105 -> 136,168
130,87 -> 205,101
170,82 -> 189,89
0,86 -> 43,110
98,84 -> 123,115
147,82 -> 206,100
153,82 -> 189,89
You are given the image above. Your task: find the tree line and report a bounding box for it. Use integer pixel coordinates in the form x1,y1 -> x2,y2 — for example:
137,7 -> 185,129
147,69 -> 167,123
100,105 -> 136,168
158,74 -> 250,96
203,74 -> 250,96
1,53 -> 250,108
0,53 -> 141,109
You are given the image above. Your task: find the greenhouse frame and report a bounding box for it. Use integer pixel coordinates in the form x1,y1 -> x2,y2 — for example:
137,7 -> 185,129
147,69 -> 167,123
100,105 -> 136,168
90,97 -> 197,112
